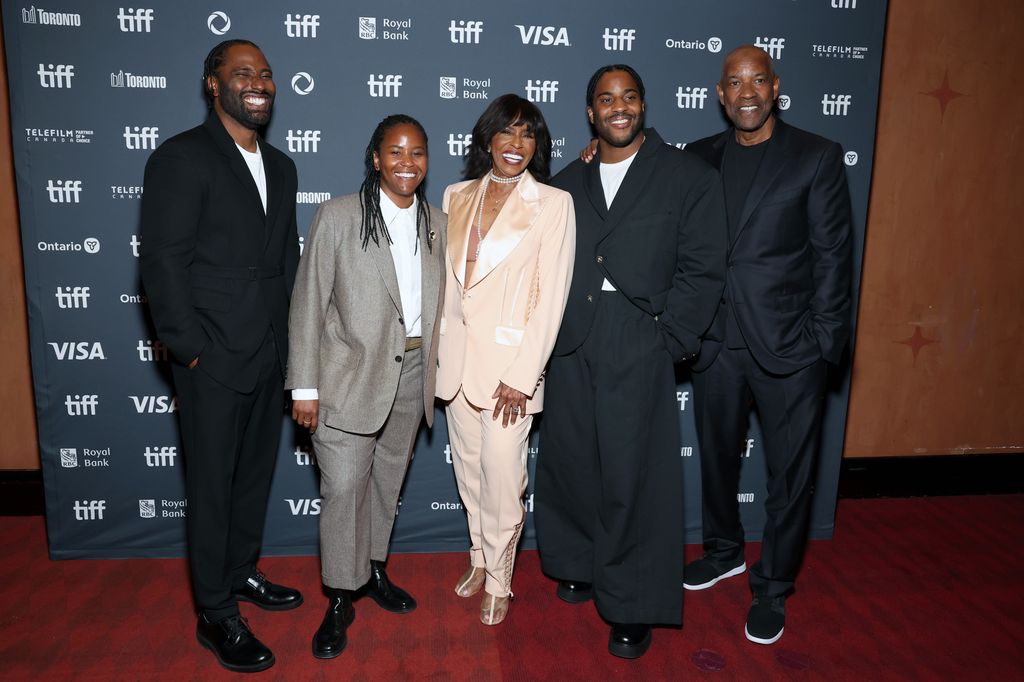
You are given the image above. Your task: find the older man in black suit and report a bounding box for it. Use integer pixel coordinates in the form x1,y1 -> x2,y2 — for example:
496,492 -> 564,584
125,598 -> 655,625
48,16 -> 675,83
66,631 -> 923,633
682,45 -> 853,646
140,40 -> 301,673
535,64 -> 727,659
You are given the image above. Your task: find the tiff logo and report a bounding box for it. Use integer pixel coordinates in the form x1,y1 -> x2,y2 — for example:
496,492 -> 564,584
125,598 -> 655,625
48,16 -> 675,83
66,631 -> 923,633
822,94 -> 852,116
123,125 -> 159,150
449,20 -> 482,43
754,36 -> 786,60
74,500 -> 106,520
130,235 -> 141,257
447,133 -> 473,156
37,63 -> 74,88
55,286 -> 90,308
368,74 -> 402,97
286,129 -> 321,153
295,445 -> 314,466
285,13 -> 319,37
117,7 -> 154,32
676,391 -> 689,411
603,28 -> 636,51
144,446 -> 177,467
137,340 -> 168,362
47,179 -> 83,203
676,86 -> 709,109
832,0 -> 857,7
525,79 -> 558,103
66,394 -> 99,416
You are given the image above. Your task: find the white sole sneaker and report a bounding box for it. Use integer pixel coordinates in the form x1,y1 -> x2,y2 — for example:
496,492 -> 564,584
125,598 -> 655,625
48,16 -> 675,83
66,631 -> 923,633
683,562 -> 747,591
745,623 -> 784,645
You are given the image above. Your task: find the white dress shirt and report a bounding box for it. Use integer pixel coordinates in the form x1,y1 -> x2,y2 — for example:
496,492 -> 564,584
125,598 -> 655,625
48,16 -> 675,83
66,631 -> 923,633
598,150 -> 638,291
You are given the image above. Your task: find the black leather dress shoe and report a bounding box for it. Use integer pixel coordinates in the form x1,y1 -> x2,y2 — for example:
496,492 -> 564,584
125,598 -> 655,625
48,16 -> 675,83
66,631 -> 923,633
360,560 -> 416,613
312,590 -> 356,659
196,613 -> 275,673
608,623 -> 652,659
556,580 -> 594,604
233,569 -> 303,611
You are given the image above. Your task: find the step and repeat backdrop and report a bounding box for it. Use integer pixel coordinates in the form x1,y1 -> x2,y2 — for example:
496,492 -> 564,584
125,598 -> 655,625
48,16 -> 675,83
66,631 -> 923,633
4,0 -> 886,559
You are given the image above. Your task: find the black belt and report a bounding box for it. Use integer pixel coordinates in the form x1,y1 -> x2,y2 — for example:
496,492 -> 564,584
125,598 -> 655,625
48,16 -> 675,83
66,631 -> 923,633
191,264 -> 283,281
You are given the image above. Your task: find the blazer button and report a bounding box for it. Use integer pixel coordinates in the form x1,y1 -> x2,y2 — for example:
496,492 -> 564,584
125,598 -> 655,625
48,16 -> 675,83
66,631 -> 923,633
596,255 -> 604,263
398,317 -> 405,325
395,355 -> 402,362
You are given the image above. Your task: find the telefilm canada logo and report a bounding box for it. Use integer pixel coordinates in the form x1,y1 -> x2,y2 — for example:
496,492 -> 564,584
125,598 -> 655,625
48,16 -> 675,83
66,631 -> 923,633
812,43 -> 869,60
111,184 -> 143,199
24,127 -> 93,143
21,6 -> 80,26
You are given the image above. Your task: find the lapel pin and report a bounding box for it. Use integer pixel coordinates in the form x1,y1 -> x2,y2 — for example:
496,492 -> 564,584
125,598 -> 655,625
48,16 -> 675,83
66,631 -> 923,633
429,230 -> 437,242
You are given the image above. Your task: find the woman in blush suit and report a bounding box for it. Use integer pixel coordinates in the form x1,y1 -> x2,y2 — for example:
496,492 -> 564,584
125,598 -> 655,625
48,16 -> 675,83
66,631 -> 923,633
436,94 -> 575,625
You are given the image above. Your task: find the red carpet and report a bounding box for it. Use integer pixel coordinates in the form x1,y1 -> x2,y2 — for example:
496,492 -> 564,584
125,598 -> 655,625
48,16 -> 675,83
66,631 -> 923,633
1,496 -> 1022,680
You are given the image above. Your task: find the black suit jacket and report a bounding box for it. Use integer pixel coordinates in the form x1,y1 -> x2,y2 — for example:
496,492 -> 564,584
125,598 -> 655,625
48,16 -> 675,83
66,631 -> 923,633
140,114 -> 300,393
685,119 -> 853,374
552,128 -> 727,361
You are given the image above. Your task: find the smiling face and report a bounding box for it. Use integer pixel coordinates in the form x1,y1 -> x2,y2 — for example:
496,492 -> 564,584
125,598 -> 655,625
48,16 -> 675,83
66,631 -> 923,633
716,46 -> 779,144
587,69 -> 645,151
373,122 -> 428,208
208,44 -> 275,130
488,121 -> 536,179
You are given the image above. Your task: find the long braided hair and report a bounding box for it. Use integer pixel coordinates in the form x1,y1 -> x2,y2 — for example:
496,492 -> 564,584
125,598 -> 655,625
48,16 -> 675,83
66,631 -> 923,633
358,114 -> 432,252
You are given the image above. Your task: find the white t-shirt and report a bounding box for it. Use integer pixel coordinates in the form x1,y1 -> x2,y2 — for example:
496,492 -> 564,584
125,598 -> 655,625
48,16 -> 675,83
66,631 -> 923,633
235,142 -> 267,212
598,150 -> 639,291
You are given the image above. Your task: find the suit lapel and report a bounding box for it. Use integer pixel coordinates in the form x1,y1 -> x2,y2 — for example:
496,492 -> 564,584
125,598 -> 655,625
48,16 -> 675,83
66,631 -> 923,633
733,120 -> 791,248
446,180 -> 479,289
203,115 -> 267,225
469,171 -> 542,288
582,158 -> 608,220
595,128 -> 660,242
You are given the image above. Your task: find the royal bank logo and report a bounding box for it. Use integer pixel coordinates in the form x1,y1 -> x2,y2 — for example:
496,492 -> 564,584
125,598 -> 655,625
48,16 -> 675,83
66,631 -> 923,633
139,499 -> 156,518
524,79 -> 558,103
65,394 -> 99,416
286,498 -> 322,515
47,179 -> 82,203
777,94 -> 792,111
55,286 -> 90,308
602,28 -> 636,51
143,446 -> 177,467
60,448 -> 78,467
37,63 -> 74,88
440,76 -> 490,101
21,6 -> 81,26
844,151 -> 859,166
74,500 -> 106,520
447,133 -> 472,157
550,136 -> 565,159
207,11 -> 230,35
439,77 -> 457,99
117,7 -> 154,32
368,74 -> 402,97
821,93 -> 852,116
130,395 -> 178,413
286,129 -> 321,153
296,191 -> 331,204
49,341 -> 106,360
665,36 -> 722,53
123,125 -> 159,150
676,391 -> 689,411
812,44 -> 869,60
285,13 -> 319,38
25,127 -> 93,144
754,36 -> 786,60
832,0 -> 857,7
37,238 -> 100,254
449,19 -> 483,44
137,340 -> 168,362
516,25 -> 570,46
358,17 -> 411,40
676,86 -> 709,110
358,16 -> 376,39
110,70 -> 167,88
291,72 -> 315,95
111,185 -> 143,199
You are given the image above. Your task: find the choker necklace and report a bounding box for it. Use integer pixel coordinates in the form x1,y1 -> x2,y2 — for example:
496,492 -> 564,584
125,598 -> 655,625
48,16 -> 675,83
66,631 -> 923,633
488,170 -> 524,184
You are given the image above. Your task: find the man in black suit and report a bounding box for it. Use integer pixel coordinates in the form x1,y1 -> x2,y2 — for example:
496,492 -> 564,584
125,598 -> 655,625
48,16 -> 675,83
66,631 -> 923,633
682,45 -> 853,646
140,40 -> 302,673
535,64 -> 726,659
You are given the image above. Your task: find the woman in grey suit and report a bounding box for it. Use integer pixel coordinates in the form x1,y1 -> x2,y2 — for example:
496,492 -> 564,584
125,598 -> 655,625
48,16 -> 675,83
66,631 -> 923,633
286,114 -> 446,660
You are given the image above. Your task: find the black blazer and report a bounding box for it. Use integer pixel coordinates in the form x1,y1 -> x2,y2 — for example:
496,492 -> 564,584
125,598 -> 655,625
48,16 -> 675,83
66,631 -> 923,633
552,128 -> 727,361
685,119 -> 853,374
140,114 -> 300,393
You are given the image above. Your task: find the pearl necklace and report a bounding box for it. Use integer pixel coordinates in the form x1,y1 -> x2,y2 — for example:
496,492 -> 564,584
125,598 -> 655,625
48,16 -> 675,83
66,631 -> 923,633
488,170 -> 524,184
474,171 -> 521,258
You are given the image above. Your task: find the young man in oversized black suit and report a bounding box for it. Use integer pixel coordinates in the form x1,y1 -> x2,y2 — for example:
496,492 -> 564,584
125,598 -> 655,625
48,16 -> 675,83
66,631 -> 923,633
140,40 -> 302,673
534,65 -> 727,659
682,46 -> 853,646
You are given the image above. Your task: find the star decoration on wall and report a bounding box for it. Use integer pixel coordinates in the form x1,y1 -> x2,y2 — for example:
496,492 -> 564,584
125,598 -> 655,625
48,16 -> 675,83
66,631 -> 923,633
920,68 -> 965,119
895,325 -> 938,361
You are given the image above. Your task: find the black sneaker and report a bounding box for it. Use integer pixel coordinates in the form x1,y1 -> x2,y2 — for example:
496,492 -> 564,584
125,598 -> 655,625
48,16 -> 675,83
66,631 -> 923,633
683,555 -> 746,591
744,596 -> 785,645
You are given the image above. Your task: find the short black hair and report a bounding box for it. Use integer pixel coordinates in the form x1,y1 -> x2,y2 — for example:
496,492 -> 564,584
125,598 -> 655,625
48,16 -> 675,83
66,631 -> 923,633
463,94 -> 553,184
202,39 -> 261,103
585,64 -> 646,107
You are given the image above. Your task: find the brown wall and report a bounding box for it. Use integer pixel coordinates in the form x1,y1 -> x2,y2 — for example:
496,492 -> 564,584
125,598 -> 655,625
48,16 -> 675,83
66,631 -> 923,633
0,18 -> 40,470
844,0 -> 1024,456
